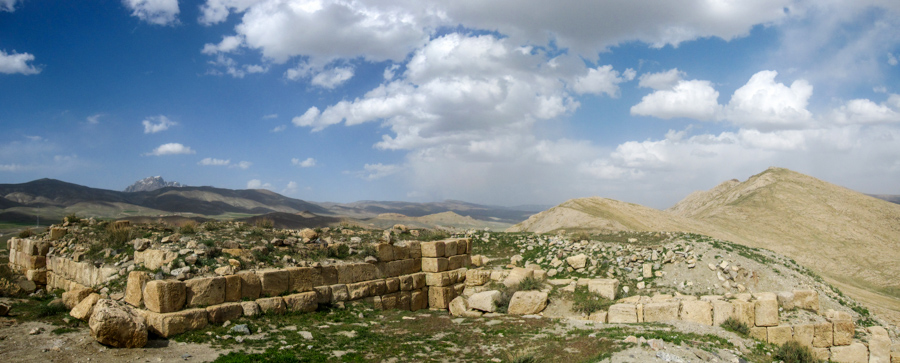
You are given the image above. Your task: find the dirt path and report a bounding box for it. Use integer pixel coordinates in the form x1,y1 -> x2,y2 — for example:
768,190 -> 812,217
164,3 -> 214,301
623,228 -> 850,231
0,318 -> 227,363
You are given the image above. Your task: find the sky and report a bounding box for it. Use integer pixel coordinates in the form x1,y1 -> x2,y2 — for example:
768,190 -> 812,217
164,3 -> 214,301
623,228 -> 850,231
1,0 -> 899,209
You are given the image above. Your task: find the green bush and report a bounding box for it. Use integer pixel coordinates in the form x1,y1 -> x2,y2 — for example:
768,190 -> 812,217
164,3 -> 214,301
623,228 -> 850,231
572,285 -> 613,315
720,317 -> 750,336
105,223 -> 134,249
17,228 -> 34,238
254,217 -> 275,229
517,276 -> 541,291
326,244 -> 350,259
775,341 -> 820,363
65,213 -> 81,224
180,222 -> 197,235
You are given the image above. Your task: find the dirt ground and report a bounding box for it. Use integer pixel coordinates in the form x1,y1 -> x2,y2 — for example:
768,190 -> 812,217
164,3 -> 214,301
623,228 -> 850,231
0,318 -> 227,363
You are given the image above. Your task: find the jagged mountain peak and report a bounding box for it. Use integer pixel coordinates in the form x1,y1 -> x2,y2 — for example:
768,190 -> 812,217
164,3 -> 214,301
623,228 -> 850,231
124,176 -> 184,192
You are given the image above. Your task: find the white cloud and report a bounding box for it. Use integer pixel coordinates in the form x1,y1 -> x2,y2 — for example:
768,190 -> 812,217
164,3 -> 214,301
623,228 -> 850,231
571,65 -> 635,97
145,143 -> 195,156
725,70 -> 813,130
638,68 -> 685,90
0,0 -> 20,12
123,0 -> 180,26
234,161 -> 252,169
0,50 -> 41,75
889,53 -> 898,66
0,163 -> 24,172
201,35 -> 244,55
361,163 -> 400,181
198,0 -> 265,25
384,64 -> 400,80
142,115 -> 177,134
206,54 -> 268,78
199,157 -> 230,166
631,80 -> 721,120
292,157 -> 316,167
310,67 -> 354,89
281,180 -> 299,195
262,113 -> 278,119
271,125 -> 286,132
246,179 -> 272,190
86,113 -> 104,125
829,96 -> 900,125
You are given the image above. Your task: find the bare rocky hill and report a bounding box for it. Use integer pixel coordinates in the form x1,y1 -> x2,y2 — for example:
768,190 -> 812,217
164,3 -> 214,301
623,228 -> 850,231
508,167 -> 900,324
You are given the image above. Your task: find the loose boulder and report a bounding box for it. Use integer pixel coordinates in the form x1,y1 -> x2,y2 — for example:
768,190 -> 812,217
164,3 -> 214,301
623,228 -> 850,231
70,293 -> 101,321
507,291 -> 548,315
468,290 -> 502,313
88,299 -> 148,348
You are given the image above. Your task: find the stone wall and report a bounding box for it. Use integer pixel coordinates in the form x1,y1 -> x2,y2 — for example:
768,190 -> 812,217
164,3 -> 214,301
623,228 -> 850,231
7,236 -> 51,285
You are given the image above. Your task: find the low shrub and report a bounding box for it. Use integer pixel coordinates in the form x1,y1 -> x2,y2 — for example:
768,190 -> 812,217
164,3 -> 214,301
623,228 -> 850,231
774,341 -> 820,363
720,317 -> 750,336
17,228 -> 34,238
572,285 -> 613,315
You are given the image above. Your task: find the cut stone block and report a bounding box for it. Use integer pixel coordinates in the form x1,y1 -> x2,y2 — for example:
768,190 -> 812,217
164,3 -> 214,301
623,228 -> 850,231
371,280 -> 387,296
347,281 -> 372,300
224,275 -> 241,302
238,272 -> 261,300
503,267 -> 533,288
463,269 -> 489,287
258,269 -> 289,297
314,286 -> 332,304
833,320 -> 855,346
776,291 -> 795,310
731,299 -> 756,327
448,255 -> 470,270
680,300 -> 713,326
444,240 -> 458,257
283,292 -> 318,313
589,311 -> 608,323
185,277 -> 226,307
411,273 -> 426,289
410,289 -> 427,311
813,322 -> 834,348
449,296 -> 468,316
754,298 -> 779,327
507,291 -> 548,315
142,280 -> 185,313
406,241 -> 422,259
422,257 -> 449,273
375,243 -> 394,262
428,286 -> 456,309
793,289 -> 820,313
767,325 -> 793,345
607,304 -> 638,323
241,301 -> 260,317
287,267 -> 319,293
385,277 -> 400,293
426,271 -> 452,287
867,326 -> 891,363
398,275 -> 414,291
320,266 -> 338,285
63,287 -> 95,310
125,271 -> 151,308
642,302 -> 680,322
144,308 -> 208,338
420,241 -> 445,258
381,292 -> 399,310
331,284 -> 349,302
588,279 -> 619,301
206,302 -> 243,324
792,323 -> 814,347
750,326 -> 768,342
397,291 -> 411,311
468,290 -> 502,313
70,293 -> 101,321
711,300 -> 734,326
830,343 -> 868,363
255,296 -> 286,315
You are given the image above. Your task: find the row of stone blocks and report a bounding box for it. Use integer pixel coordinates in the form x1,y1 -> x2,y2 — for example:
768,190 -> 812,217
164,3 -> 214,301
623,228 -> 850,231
375,239 -> 471,262
7,237 -> 51,283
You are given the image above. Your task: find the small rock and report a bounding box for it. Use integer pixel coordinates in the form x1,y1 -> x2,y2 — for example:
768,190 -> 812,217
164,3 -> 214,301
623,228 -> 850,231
299,331 -> 313,340
230,324 -> 250,335
0,303 -> 10,316
29,327 -> 43,335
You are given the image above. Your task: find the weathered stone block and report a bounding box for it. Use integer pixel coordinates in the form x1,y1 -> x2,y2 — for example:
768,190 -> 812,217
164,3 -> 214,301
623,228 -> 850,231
428,286 -> 455,309
397,291 -> 411,311
406,241 -> 421,259
70,293 -> 101,321
731,299 -> 756,327
134,249 -> 178,270
643,302 -> 679,322
319,266 -> 338,285
588,279 -> 619,301
448,255 -> 470,270
754,298 -> 779,327
830,343 -> 868,363
833,320 -> 855,346
503,267 -> 534,288
410,289 -> 427,311
792,323 -> 814,347
314,285 -> 332,304
793,290 -> 819,313
411,272 -> 426,289
813,322 -> 834,348
750,326 -> 768,341
767,325 -> 793,345
125,271 -> 151,308
399,275 -> 414,291
283,292 -> 317,313
385,277 -> 400,293
681,300 -> 713,326
466,269 -> 491,286
144,308 -> 208,338
347,281 -> 372,300
468,290 -> 502,313
589,311 -> 608,323
426,272 -> 452,287
444,240 -> 458,257
608,304 -> 638,323
185,277 -> 226,307
375,243 -> 394,262
331,284 -> 349,302
813,347 -> 831,361
421,241 -> 445,257
400,258 -> 420,275
287,267 -> 319,293
392,245 -> 409,260
711,300 -> 734,326
206,302 -> 243,324
776,291 -> 795,310
223,275 -> 241,302
371,280 -> 387,296
63,287 -> 95,309
258,269 -> 289,297
422,257 -> 449,273
868,326 -> 891,363
448,296 -> 468,316
255,296 -> 286,315
241,301 -> 261,317
238,271 -> 261,300
89,300 -> 147,348
507,291 -> 548,315
143,280 -> 185,313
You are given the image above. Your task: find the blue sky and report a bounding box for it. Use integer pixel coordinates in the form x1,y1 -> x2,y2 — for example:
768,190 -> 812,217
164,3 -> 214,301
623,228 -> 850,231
1,0 -> 899,209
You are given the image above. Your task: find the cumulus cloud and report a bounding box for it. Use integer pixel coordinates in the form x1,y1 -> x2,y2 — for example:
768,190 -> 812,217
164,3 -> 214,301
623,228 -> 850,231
829,95 -> 900,125
86,113 -> 104,125
310,67 -> 354,89
725,70 -> 813,130
281,180 -> 299,195
234,161 -> 252,169
292,157 -> 316,167
198,157 -> 230,166
890,53 -> 899,66
0,50 -> 41,75
123,0 -> 180,26
145,143 -> 195,156
360,163 -> 400,181
142,115 -> 177,133
631,80 -> 721,120
246,179 -> 272,190
0,0 -> 20,12
571,65 -> 635,97
201,35 -> 244,55
638,69 -> 686,90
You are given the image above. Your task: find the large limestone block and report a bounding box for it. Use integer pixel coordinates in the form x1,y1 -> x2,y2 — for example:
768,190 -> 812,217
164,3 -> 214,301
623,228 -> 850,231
375,243 -> 394,262
185,277 -> 226,307
834,320 -> 855,346
422,257 -> 449,273
143,280 -> 186,313
457,238 -> 469,255
384,277 -> 400,293
588,279 -> 619,301
428,286 -> 456,309
792,323 -> 814,347
256,297 -> 286,315
754,298 -> 779,327
406,241 -> 422,259
50,227 -> 67,240
731,300 -> 756,327
813,347 -> 831,361
314,286 -> 332,304
507,291 -> 548,315
776,291 -> 795,310
371,280 -> 387,296
793,290 -> 820,313
144,308 -> 208,338
336,263 -> 378,284
27,268 -> 47,284
830,343 -> 869,363
868,326 -> 891,363
643,302 -> 680,322
134,249 -> 178,270
63,287 -> 95,309
398,275 -> 414,291
238,272 -> 261,300
377,261 -> 401,278
412,272 -> 426,289
287,267 -> 320,293
410,289 -> 427,311
420,241 -> 445,258
224,275 -> 241,302
320,266 -> 338,285
813,322 -> 834,348
503,267 -> 534,288
347,281 -> 373,300
89,299 -> 148,348
681,300 -> 713,326
448,255 -> 470,270
444,240 -> 458,257
381,292 -> 399,310
258,269 -> 290,297
767,325 -> 793,345
468,290 -> 502,313
400,258 -> 420,275
449,296 -> 468,316
241,301 -> 261,317
750,326 -> 768,341
125,271 -> 151,308
283,292 -> 318,313
712,300 -> 734,326
392,244 -> 409,260
608,304 -> 638,323
206,302 -> 243,324
566,254 -> 588,269
398,291 -> 412,311
589,311 -> 608,323
426,271 -> 453,287
70,293 -> 101,321
331,284 -> 349,302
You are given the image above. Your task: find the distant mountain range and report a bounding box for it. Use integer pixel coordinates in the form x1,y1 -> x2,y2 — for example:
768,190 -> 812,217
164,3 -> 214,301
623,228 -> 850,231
0,178 -> 539,228
124,176 -> 183,192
